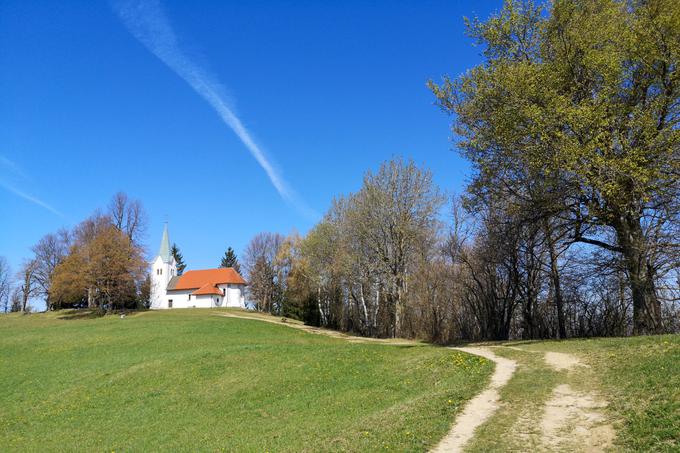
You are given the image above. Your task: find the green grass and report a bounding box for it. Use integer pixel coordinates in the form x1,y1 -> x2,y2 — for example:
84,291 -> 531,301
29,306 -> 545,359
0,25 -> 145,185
0,309 -> 492,452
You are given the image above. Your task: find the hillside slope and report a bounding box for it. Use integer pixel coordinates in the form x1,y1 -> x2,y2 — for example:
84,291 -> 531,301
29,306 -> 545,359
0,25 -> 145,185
0,309 -> 491,452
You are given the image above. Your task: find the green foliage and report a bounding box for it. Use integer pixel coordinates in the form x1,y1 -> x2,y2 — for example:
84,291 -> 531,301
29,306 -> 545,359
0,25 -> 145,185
432,0 -> 679,213
219,246 -> 241,274
430,0 -> 680,334
170,243 -> 186,276
0,309 -> 491,452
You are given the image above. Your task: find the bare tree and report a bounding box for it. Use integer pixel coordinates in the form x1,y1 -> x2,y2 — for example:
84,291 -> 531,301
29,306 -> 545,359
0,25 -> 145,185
108,192 -> 148,245
243,232 -> 284,313
10,287 -> 22,312
18,260 -> 40,312
0,257 -> 11,313
31,229 -> 71,310
350,158 -> 444,337
241,158 -> 677,341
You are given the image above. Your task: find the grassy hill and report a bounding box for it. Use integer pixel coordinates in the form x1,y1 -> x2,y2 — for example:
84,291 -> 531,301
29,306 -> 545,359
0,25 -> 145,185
0,309 -> 492,452
2,309 -> 678,452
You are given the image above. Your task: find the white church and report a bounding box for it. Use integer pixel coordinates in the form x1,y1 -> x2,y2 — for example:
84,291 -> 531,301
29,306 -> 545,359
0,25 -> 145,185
150,224 -> 247,309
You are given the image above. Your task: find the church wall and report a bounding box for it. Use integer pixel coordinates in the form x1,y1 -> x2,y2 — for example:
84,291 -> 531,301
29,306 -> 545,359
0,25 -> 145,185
150,256 -> 173,309
149,248 -> 178,309
164,291 -> 226,309
218,284 -> 246,308
163,290 -> 192,308
192,294 -> 221,308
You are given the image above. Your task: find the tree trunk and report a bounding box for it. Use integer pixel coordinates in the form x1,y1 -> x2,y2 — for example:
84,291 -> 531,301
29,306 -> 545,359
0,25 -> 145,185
522,289 -> 535,339
614,215 -> 661,334
87,287 -> 95,308
317,285 -> 327,326
358,284 -> 370,335
393,277 -> 404,338
544,220 -> 567,339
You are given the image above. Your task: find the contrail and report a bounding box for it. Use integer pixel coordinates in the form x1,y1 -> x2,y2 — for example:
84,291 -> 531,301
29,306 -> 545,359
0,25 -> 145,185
0,156 -> 30,181
0,155 -> 62,217
112,0 -> 316,218
0,180 -> 63,217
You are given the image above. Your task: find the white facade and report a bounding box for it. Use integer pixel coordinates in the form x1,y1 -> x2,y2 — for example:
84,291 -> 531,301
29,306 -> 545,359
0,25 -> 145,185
152,284 -> 245,309
150,254 -> 178,309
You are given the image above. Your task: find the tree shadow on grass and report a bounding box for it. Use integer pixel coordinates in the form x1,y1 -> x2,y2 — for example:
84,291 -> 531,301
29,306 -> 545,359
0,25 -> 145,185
56,309 -> 104,320
56,309 -> 147,320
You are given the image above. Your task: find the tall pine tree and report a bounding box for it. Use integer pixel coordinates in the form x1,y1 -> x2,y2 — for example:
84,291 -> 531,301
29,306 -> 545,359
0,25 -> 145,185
171,243 -> 186,276
220,247 -> 241,274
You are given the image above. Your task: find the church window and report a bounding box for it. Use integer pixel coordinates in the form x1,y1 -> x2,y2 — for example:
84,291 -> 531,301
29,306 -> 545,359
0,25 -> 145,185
160,269 -> 162,275
168,299 -> 173,308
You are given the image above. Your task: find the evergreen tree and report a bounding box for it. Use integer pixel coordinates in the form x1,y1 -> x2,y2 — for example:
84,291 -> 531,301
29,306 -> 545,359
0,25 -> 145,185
220,247 -> 241,273
171,243 -> 186,276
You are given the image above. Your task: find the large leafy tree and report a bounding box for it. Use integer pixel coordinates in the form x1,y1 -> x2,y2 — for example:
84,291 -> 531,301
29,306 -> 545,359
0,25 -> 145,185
51,217 -> 147,312
430,0 -> 679,334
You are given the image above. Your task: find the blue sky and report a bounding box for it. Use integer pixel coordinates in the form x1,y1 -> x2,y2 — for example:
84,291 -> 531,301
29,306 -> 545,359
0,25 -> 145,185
0,0 -> 502,306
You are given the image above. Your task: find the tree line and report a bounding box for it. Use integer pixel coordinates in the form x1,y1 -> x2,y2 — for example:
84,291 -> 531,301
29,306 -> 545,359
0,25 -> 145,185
242,0 -> 679,341
243,155 -> 678,342
0,193 -> 149,313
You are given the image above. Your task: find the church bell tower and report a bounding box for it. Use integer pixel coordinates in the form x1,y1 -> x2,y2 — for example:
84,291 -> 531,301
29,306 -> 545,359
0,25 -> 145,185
149,223 -> 177,309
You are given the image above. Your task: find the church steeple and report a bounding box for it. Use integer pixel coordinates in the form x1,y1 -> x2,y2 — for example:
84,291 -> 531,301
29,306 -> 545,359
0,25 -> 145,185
158,223 -> 172,263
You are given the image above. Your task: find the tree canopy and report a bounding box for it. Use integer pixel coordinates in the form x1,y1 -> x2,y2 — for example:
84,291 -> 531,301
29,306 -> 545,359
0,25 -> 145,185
429,0 -> 680,334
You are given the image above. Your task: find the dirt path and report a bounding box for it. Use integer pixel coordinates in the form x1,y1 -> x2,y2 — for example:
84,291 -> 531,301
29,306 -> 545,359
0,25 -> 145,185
544,351 -> 587,372
490,346 -> 615,452
431,347 -> 517,453
539,350 -> 614,452
540,383 -> 614,452
216,311 -> 415,345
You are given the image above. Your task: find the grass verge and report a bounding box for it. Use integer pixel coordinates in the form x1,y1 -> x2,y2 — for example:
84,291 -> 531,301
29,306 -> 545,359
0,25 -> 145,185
0,309 -> 492,452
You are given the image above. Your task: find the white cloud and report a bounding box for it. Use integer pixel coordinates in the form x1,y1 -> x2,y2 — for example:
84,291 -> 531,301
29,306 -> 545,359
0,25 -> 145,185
113,0 -> 317,219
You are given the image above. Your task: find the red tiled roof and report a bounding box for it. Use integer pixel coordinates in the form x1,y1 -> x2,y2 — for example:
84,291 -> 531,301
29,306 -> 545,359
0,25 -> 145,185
191,283 -> 224,296
171,268 -> 246,291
